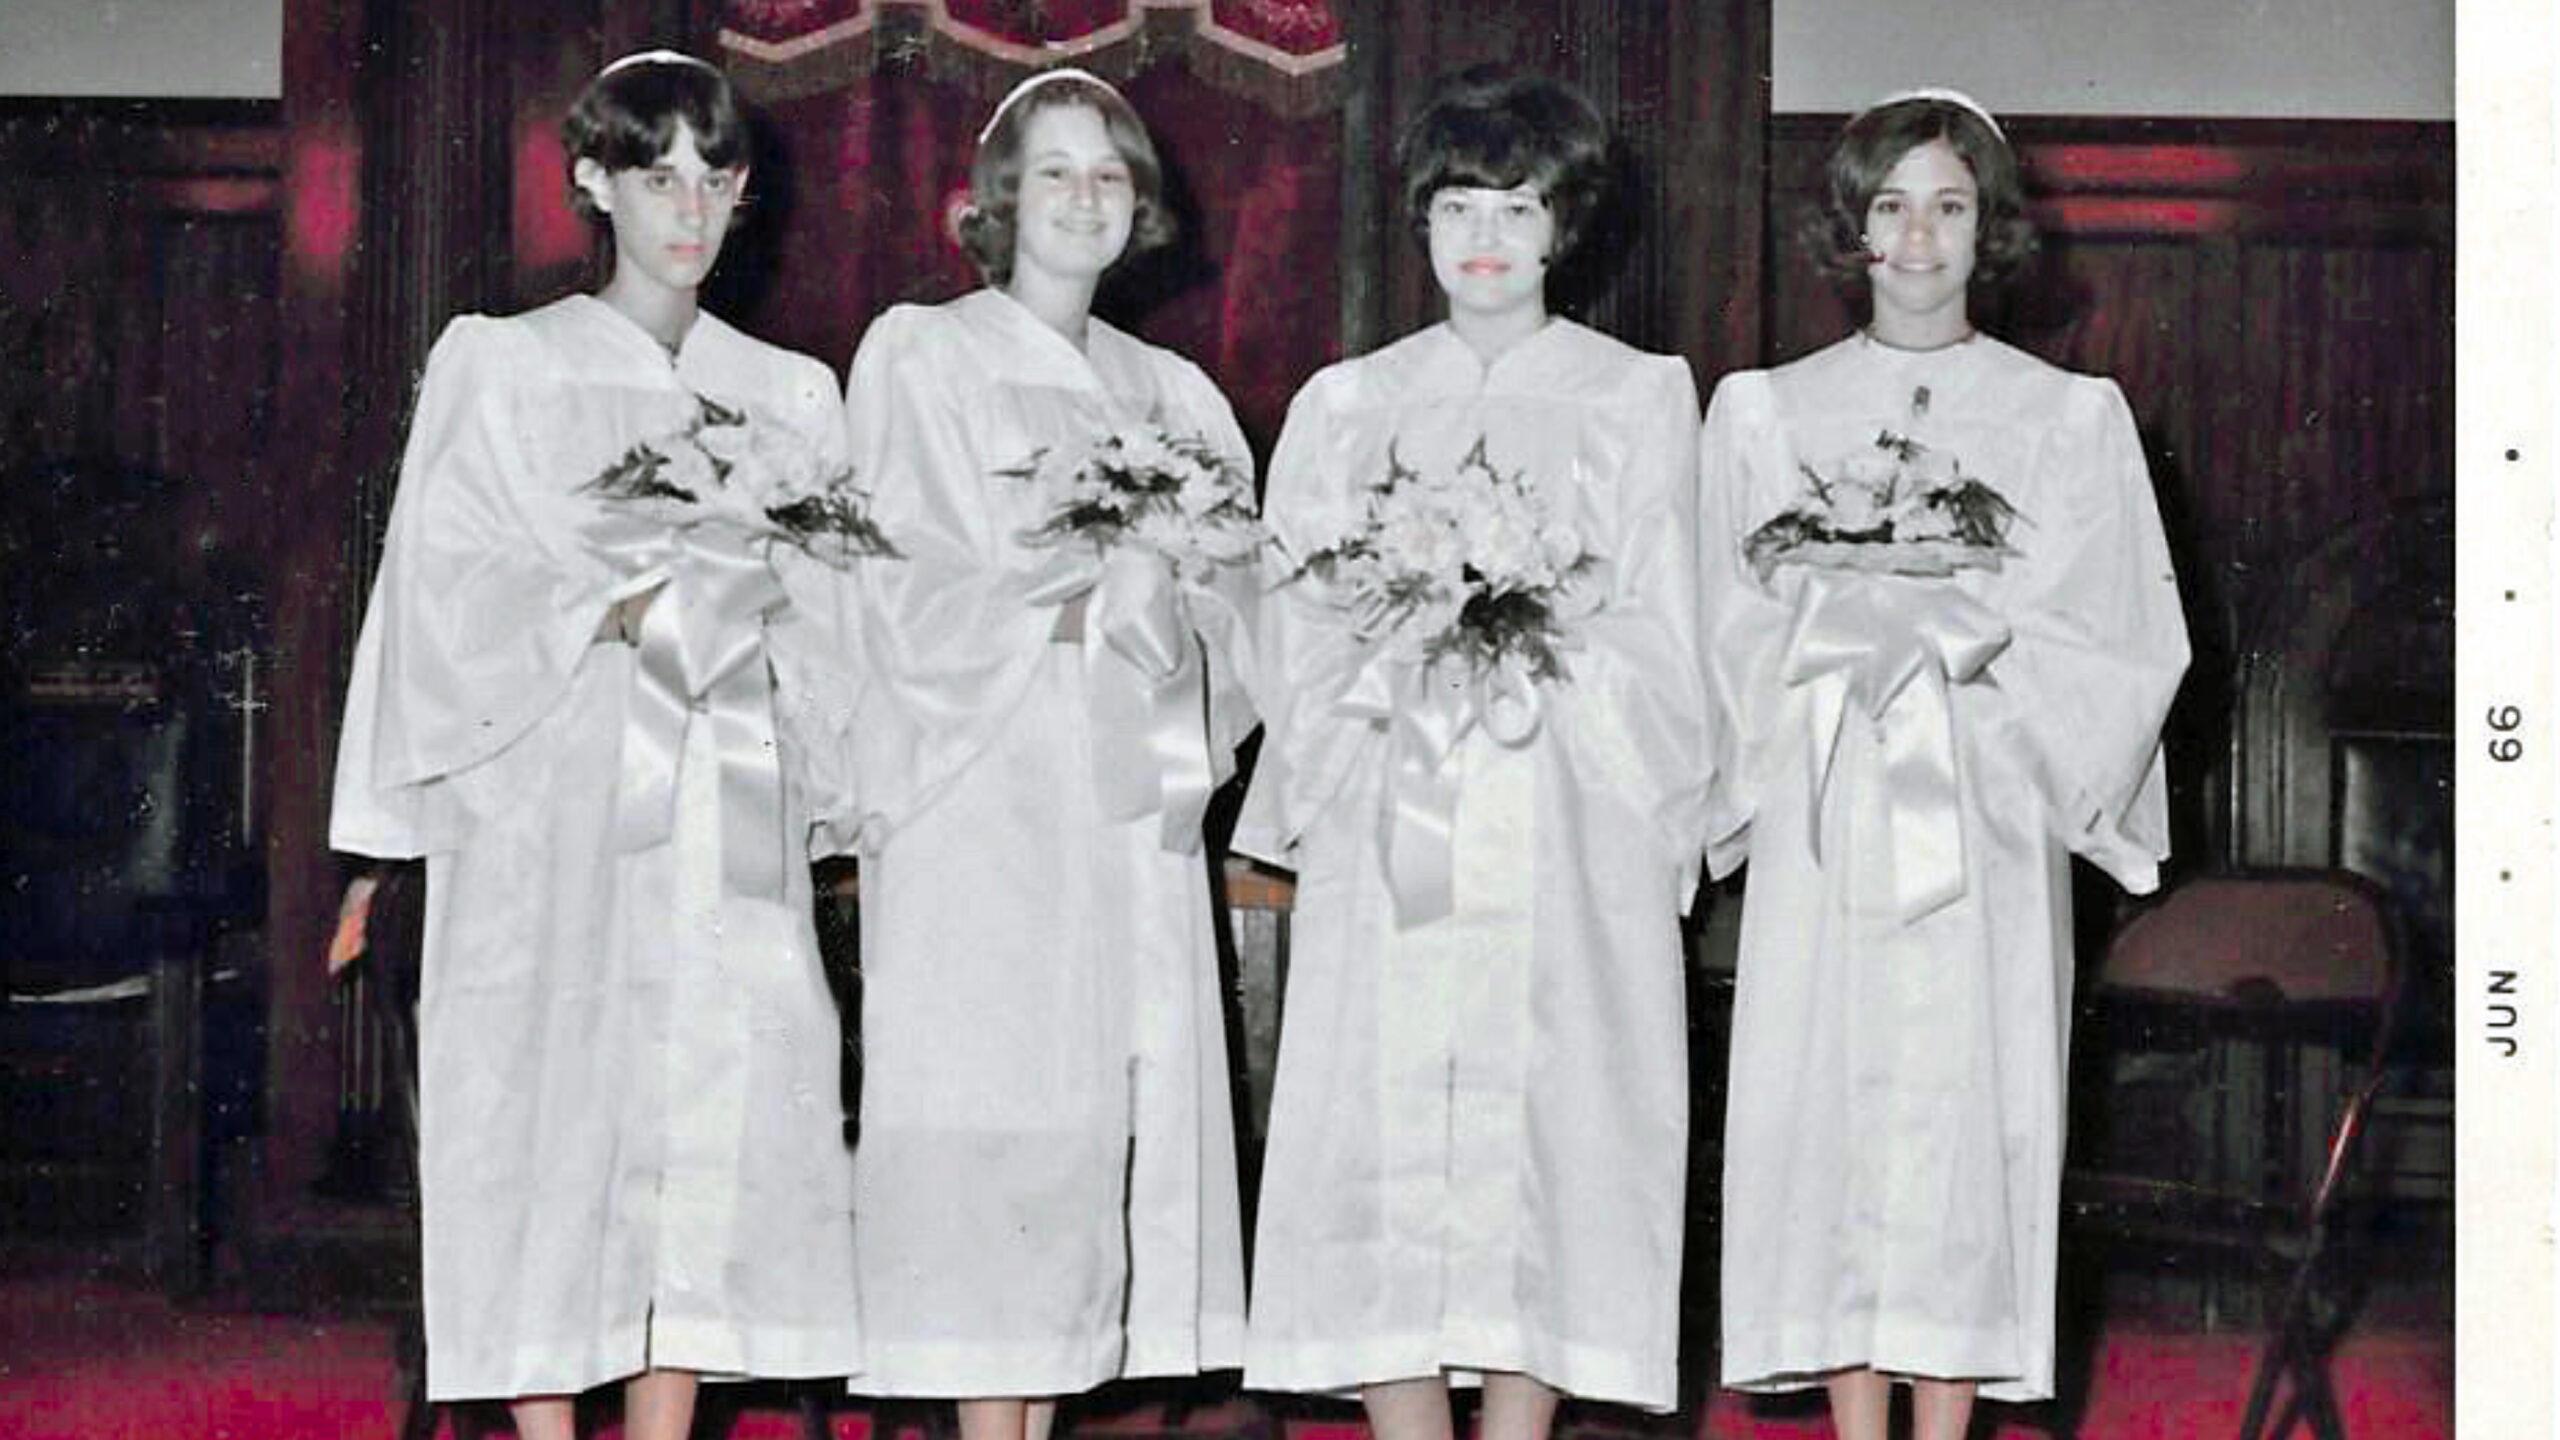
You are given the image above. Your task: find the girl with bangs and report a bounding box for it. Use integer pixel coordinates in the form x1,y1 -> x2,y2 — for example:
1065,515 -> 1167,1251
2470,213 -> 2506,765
834,67 -> 1252,1440
330,51 -> 866,1439
1236,65 -> 1718,1437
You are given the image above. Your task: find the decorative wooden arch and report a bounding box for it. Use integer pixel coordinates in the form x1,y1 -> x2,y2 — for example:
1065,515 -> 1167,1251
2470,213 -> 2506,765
717,0 -> 1348,115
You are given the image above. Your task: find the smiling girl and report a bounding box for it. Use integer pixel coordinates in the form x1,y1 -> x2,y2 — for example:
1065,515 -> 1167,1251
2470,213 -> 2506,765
1698,90 -> 2190,1440
329,51 -> 866,1440
1236,65 -> 1717,1439
832,67 -> 1253,1440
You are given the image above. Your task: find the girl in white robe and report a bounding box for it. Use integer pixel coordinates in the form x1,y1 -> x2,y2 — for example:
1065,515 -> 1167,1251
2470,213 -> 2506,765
329,53 -> 866,1438
835,69 -> 1252,1440
1235,67 -> 1717,1432
1699,90 -> 2189,1440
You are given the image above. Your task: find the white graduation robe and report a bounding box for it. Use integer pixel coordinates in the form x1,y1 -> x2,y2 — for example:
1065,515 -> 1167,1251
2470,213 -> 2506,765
1234,321 -> 1714,1412
1700,334 -> 2189,1403
330,296 -> 866,1400
837,289 -> 1250,1396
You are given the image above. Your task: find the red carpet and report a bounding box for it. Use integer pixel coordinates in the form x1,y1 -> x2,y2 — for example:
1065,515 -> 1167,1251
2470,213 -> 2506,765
0,1275 -> 2448,1440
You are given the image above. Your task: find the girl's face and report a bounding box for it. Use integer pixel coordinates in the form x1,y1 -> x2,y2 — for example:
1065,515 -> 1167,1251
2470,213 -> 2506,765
1863,137 -> 1979,329
1008,103 -> 1137,292
575,121 -> 746,299
1426,183 -> 1555,326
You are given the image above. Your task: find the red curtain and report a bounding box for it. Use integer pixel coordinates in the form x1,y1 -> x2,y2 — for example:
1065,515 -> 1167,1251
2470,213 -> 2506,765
713,0 -> 1347,457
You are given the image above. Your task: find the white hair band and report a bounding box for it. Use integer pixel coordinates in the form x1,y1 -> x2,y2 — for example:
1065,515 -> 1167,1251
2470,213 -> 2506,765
599,49 -> 719,80
976,66 -> 1121,145
1862,86 -> 2005,141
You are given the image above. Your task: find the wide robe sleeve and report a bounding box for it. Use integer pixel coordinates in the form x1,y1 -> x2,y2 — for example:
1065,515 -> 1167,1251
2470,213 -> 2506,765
1158,357 -> 1264,779
841,305 -> 1071,839
1695,372 -> 1797,879
757,350 -> 872,858
1550,354 -> 1715,907
330,316 -> 640,858
1229,369 -> 1374,864
1973,377 -> 2188,891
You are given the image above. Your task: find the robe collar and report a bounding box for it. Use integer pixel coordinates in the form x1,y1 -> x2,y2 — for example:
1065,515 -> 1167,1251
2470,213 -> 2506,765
1395,317 -> 1596,398
565,292 -> 744,382
1825,327 -> 2013,422
956,286 -> 1139,395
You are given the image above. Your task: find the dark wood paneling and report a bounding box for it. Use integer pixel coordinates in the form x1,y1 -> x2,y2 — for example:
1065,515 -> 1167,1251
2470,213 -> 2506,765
1769,115 -> 2453,869
0,102 -> 282,535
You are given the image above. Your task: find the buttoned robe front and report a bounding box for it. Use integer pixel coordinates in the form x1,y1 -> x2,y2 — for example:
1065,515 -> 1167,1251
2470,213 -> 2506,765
330,296 -> 865,1401
1234,321 -> 1714,1412
836,289 -> 1250,1396
1700,335 -> 2189,1403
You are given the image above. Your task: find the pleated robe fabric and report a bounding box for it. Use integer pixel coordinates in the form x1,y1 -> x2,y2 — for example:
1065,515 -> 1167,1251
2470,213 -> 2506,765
1699,334 -> 2189,1403
1233,321 -> 1715,1412
836,288 -> 1250,1396
329,295 -> 865,1401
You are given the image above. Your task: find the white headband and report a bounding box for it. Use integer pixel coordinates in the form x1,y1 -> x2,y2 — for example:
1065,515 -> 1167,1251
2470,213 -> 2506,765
599,48 -> 719,80
1861,86 -> 2005,141
977,66 -> 1121,145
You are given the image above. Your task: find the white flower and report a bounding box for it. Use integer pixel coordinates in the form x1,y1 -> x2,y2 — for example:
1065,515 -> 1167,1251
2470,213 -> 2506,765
660,440 -> 719,498
1904,443 -> 1961,488
1894,501 -> 1959,541
1823,474 -> 1890,531
695,417 -> 754,473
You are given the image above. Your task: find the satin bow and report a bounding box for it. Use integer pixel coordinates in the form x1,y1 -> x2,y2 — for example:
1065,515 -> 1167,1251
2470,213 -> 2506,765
1779,571 -> 2010,922
1084,548 -> 1218,854
597,521 -> 792,898
1335,650 -> 1545,928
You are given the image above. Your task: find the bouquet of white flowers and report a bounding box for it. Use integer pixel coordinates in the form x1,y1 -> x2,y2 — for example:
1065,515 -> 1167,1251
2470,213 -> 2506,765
1743,429 -> 2020,583
1292,436 -> 1599,684
582,395 -> 899,567
1001,420 -> 1265,582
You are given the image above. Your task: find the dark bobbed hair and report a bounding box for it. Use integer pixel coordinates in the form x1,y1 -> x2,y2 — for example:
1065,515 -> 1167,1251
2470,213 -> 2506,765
562,57 -> 753,222
956,73 -> 1176,286
1802,96 -> 2038,289
1396,65 -> 1612,268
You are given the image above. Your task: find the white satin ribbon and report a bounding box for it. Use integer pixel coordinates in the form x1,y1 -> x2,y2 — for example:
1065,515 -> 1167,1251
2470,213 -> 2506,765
602,523 -> 791,898
1334,649 -> 1545,928
1084,549 -> 1217,854
1474,653 -> 1544,748
1779,572 -> 2010,923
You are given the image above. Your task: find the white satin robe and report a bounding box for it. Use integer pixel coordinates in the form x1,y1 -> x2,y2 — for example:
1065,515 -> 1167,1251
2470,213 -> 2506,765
1234,321 -> 1715,1412
1700,334 -> 2189,1403
330,296 -> 865,1401
836,289 -> 1251,1396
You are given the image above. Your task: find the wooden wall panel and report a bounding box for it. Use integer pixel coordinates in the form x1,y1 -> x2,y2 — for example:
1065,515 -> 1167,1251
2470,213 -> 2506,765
1768,116 -> 2453,871
0,105 -> 282,542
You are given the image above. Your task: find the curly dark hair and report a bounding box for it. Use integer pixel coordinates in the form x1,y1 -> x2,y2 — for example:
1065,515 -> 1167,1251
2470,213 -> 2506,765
1800,95 -> 2038,290
956,72 -> 1177,287
1396,65 -> 1613,271
562,56 -> 752,223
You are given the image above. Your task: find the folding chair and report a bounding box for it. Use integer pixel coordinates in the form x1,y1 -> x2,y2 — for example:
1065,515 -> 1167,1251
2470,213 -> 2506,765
2065,869 -> 2404,1440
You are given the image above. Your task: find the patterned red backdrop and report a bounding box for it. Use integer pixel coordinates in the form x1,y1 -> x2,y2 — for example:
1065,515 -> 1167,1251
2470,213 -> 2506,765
713,0 -> 1349,457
